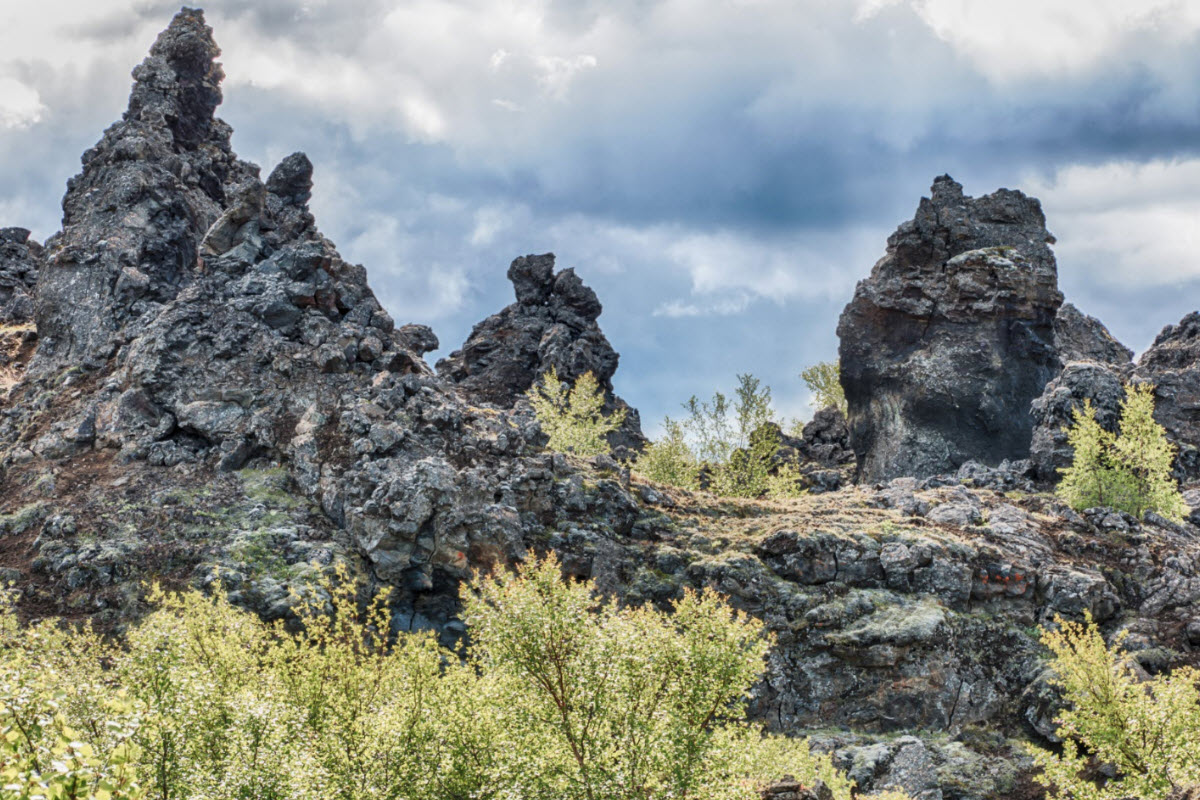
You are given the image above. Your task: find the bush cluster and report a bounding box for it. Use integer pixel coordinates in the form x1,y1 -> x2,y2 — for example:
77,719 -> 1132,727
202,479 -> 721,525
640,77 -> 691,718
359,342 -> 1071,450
0,558 -> 891,800
638,375 -> 804,499
1057,382 -> 1187,522
1029,615 -> 1200,798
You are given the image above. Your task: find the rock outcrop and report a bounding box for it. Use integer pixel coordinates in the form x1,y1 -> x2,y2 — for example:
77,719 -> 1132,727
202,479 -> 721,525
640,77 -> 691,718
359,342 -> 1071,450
437,253 -> 644,454
1029,361 -> 1130,480
0,228 -> 39,326
0,8 -> 632,629
1053,302 -> 1133,366
1134,312 -> 1200,478
772,407 -> 855,493
838,176 -> 1064,483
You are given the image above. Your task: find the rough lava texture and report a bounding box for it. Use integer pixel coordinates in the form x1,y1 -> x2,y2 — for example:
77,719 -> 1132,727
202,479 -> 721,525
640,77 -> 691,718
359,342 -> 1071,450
1029,361 -> 1131,481
437,252 -> 645,455
1133,312 -> 1200,479
0,229 -> 40,326
771,407 -> 856,493
0,228 -> 40,373
0,8 -> 610,632
838,176 -> 1064,483
1053,302 -> 1133,366
1030,312 -> 1200,483
6,11 -> 1200,800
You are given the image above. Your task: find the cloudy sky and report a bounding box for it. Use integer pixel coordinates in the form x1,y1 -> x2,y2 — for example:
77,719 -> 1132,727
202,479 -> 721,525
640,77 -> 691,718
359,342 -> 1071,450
2,0 -> 1200,430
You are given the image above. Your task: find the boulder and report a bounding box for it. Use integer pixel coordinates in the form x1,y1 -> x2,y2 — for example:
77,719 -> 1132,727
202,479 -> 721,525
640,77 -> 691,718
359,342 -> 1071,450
837,175 -> 1063,482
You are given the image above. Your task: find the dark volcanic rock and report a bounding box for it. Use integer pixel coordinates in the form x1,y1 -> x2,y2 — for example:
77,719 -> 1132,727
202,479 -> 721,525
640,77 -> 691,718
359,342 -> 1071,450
1029,361 -> 1130,481
1134,312 -> 1200,480
0,228 -> 40,326
437,253 -> 645,453
837,175 -> 1064,482
32,8 -> 257,374
1032,312 -> 1200,482
0,8 -> 643,630
1054,302 -> 1132,366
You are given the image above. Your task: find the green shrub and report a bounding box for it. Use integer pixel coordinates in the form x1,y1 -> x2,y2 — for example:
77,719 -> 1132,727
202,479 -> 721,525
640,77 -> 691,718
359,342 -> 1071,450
1057,383 -> 1187,522
529,368 -> 626,457
637,416 -> 698,488
463,554 -> 857,800
0,561 -> 898,800
800,362 -> 847,416
644,375 -> 804,499
710,424 -> 778,499
1028,615 -> 1200,798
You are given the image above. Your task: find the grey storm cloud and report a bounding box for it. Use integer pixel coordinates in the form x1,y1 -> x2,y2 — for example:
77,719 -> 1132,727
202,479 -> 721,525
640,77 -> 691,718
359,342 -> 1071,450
3,0 -> 1200,430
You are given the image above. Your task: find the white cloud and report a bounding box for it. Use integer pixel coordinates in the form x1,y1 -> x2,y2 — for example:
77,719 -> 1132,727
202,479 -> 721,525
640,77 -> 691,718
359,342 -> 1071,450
533,54 -> 598,100
0,78 -> 44,129
907,0 -> 1200,82
653,294 -> 752,317
1027,158 -> 1200,288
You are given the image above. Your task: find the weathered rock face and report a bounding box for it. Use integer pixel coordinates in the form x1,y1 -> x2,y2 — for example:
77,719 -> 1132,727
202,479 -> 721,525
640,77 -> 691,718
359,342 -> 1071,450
1031,311 -> 1200,482
1134,312 -> 1200,479
771,408 -> 855,493
0,228 -> 40,326
437,253 -> 645,453
1054,302 -> 1133,366
838,175 -> 1064,483
1029,362 -> 1131,481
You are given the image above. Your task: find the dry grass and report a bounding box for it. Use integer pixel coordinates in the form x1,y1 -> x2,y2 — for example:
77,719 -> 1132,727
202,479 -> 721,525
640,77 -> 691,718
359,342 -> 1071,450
0,322 -> 35,393
0,365 -> 17,392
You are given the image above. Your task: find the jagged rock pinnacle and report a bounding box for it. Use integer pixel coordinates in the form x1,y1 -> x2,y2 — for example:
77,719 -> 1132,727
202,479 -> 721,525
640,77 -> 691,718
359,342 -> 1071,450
126,7 -> 223,148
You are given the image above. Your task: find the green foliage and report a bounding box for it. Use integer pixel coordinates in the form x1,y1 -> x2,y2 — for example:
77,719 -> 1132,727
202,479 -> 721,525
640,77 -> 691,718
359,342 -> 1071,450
800,362 -> 847,416
463,554 -> 858,800
1057,383 -> 1187,522
709,424 -> 778,499
637,416 -> 699,489
0,561 -> 894,800
1028,615 -> 1200,799
682,390 -> 734,465
644,376 -> 804,499
529,368 -> 627,458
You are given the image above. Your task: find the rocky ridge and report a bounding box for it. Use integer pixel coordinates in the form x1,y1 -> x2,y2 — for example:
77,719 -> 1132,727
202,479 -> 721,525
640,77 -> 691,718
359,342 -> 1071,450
2,10 -> 1200,800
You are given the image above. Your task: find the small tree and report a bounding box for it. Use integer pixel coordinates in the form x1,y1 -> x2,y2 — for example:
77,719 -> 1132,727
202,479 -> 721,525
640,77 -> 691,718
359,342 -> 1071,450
637,416 -> 698,489
1028,615 -> 1200,799
528,369 -> 626,458
711,424 -> 779,499
1057,383 -> 1187,522
1110,383 -> 1188,522
800,362 -> 847,416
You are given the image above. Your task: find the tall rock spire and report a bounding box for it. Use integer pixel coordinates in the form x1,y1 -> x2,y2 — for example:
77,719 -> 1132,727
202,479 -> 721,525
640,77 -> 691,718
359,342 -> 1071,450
33,7 -> 255,374
126,7 -> 224,149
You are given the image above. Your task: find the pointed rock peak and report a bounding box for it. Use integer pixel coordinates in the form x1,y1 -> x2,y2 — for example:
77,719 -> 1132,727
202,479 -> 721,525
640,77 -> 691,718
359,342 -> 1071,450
508,253 -> 556,305
930,173 -> 963,202
267,152 -> 314,208
127,7 -> 223,148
